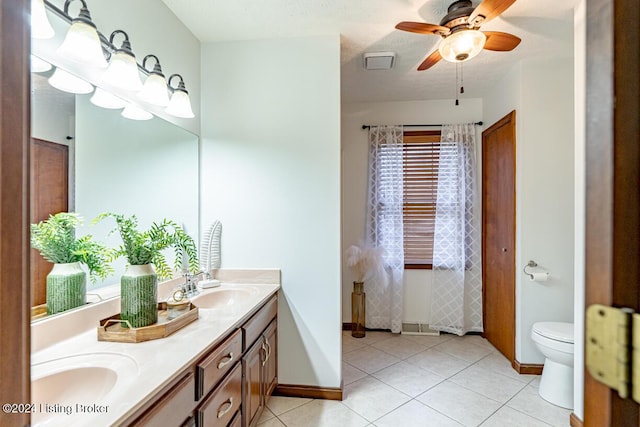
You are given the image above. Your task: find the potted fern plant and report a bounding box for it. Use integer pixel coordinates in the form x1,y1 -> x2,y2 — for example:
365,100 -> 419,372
30,212 -> 113,315
96,213 -> 199,328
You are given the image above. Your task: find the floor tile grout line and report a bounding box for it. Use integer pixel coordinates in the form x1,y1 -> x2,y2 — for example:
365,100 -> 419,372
342,332 -> 565,427
266,397 -> 316,419
501,388 -> 562,427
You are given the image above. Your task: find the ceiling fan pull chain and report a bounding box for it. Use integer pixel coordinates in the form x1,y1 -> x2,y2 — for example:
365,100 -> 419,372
460,62 -> 465,94
455,63 -> 460,106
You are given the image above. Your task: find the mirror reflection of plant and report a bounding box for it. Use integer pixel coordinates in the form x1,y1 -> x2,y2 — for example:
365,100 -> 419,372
95,212 -> 199,279
30,212 -> 114,283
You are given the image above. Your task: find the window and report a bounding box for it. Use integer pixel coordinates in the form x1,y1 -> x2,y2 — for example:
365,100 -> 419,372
403,131 -> 441,268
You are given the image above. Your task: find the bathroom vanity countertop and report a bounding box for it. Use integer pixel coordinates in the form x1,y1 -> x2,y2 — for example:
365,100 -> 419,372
31,280 -> 280,427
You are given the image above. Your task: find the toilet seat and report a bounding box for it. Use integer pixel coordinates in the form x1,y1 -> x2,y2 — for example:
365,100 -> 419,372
532,322 -> 574,344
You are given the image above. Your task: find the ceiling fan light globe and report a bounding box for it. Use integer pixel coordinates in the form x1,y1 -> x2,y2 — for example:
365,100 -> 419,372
438,30 -> 486,63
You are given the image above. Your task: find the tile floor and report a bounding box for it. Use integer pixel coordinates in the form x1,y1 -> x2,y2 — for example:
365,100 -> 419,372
258,330 -> 572,427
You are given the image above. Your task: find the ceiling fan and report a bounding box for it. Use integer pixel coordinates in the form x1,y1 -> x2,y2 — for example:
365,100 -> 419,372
396,0 -> 521,71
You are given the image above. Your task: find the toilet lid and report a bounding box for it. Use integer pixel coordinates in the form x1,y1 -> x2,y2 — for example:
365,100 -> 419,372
532,322 -> 574,344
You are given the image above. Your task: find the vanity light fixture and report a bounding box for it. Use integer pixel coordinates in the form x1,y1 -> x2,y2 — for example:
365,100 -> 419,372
48,67 -> 94,94
138,54 -> 170,107
122,102 -> 153,121
31,55 -> 52,73
31,0 -> 55,39
90,87 -> 127,109
438,29 -> 486,63
165,74 -> 195,119
102,30 -> 143,91
56,0 -> 107,68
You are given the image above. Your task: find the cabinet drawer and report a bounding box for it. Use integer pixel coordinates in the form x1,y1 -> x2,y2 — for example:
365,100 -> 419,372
242,296 -> 277,350
196,329 -> 242,400
132,372 -> 195,427
197,364 -> 242,427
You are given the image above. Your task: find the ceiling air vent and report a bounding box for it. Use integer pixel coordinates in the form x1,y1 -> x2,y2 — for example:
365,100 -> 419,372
363,52 -> 396,70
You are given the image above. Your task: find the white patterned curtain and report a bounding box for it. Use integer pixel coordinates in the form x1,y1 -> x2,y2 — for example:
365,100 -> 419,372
366,125 -> 404,333
429,123 -> 482,336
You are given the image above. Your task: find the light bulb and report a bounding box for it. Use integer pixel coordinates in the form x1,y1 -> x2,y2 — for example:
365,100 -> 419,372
31,0 -> 54,39
165,75 -> 194,119
438,30 -> 486,62
138,73 -> 169,106
31,55 -> 52,73
122,103 -> 153,121
56,1 -> 107,68
103,31 -> 143,91
166,90 -> 195,118
48,68 -> 94,94
90,88 -> 127,109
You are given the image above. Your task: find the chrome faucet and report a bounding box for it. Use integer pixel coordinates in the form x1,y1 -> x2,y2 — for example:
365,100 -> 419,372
182,272 -> 200,298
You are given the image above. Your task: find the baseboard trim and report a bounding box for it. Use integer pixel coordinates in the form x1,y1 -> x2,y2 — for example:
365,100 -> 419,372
512,360 -> 544,375
569,412 -> 583,427
274,384 -> 342,401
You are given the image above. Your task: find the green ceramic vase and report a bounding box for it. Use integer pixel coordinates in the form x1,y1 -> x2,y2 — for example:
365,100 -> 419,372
46,262 -> 87,315
121,264 -> 158,328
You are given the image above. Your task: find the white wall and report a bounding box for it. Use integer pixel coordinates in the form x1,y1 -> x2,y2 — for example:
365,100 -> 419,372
200,36 -> 342,388
341,99 -> 483,323
75,95 -> 199,286
573,0 -> 586,418
484,56 -> 575,364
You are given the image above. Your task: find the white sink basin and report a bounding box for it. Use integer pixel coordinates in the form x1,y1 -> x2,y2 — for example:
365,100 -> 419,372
31,353 -> 138,426
191,286 -> 259,310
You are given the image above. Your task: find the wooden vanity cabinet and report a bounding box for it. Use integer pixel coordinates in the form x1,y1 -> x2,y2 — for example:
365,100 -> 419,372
242,297 -> 278,427
126,293 -> 278,427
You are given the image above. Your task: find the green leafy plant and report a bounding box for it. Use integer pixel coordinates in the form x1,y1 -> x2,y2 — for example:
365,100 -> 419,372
30,212 -> 114,283
95,213 -> 199,279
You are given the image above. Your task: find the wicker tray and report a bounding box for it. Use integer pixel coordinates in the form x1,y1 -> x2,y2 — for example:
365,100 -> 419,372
97,302 -> 199,343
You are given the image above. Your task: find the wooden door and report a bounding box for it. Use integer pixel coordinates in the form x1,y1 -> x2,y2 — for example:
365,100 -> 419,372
30,138 -> 69,306
584,0 -> 640,425
0,0 -> 31,426
482,111 -> 516,363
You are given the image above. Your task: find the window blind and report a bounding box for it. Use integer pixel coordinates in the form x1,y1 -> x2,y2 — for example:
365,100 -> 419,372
403,131 -> 441,267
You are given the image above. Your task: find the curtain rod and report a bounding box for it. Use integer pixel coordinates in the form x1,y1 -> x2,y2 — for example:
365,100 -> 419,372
361,121 -> 483,130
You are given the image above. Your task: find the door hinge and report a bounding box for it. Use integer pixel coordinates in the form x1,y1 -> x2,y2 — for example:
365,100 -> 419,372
585,304 -> 640,402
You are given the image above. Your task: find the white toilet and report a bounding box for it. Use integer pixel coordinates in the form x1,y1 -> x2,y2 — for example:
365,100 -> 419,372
531,321 -> 574,409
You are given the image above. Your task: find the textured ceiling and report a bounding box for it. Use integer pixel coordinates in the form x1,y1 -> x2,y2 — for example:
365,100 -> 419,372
161,0 -> 576,103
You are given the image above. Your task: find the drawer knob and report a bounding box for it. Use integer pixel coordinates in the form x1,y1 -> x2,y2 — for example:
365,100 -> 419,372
217,397 -> 233,419
217,352 -> 234,369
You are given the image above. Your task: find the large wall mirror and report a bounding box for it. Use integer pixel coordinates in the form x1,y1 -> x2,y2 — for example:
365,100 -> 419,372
30,68 -> 199,322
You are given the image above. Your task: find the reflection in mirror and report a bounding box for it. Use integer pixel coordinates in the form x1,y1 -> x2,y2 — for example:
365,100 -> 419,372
30,71 -> 199,321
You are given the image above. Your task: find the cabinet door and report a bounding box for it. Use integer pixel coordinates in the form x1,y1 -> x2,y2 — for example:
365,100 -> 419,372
242,337 -> 265,427
263,320 -> 277,399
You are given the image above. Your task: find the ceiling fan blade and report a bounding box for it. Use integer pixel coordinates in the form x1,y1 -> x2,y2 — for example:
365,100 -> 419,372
483,31 -> 521,51
469,0 -> 517,25
417,50 -> 442,71
395,21 -> 450,36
